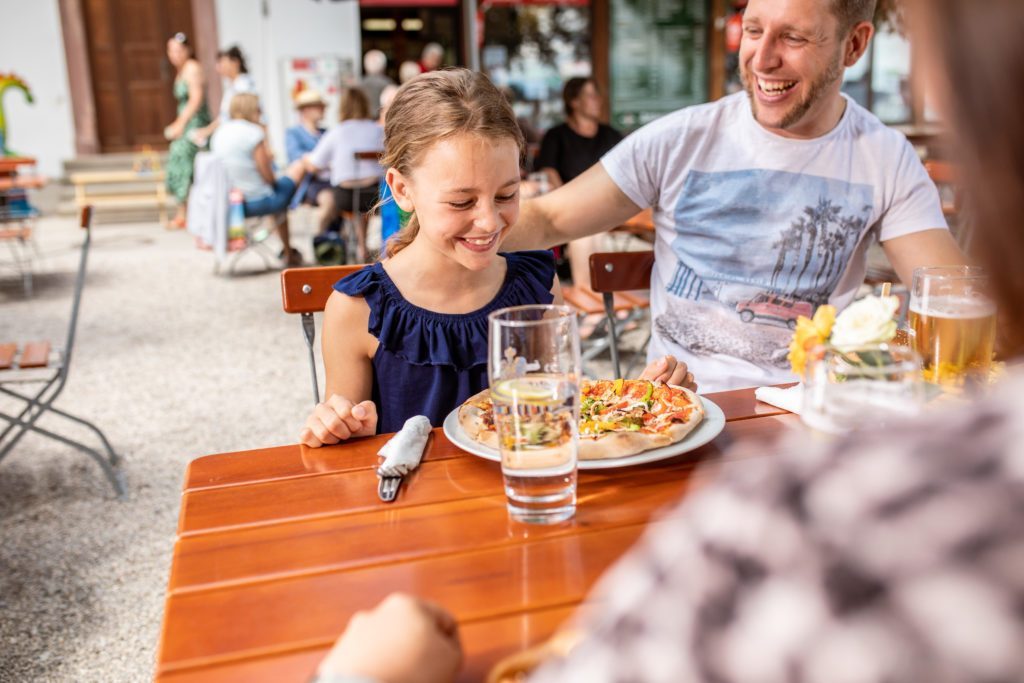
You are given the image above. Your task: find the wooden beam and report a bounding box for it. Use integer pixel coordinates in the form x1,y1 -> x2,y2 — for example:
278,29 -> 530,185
58,0 -> 101,155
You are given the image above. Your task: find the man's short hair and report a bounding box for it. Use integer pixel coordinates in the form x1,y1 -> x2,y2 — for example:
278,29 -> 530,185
364,49 -> 387,76
830,0 -> 877,34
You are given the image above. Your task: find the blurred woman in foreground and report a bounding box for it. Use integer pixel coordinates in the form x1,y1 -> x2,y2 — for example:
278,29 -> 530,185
312,1 -> 1024,681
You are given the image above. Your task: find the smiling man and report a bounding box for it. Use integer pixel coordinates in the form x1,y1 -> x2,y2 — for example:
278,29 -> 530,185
508,0 -> 967,392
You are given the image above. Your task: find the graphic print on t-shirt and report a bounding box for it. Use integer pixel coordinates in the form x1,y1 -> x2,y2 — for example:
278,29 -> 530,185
655,168 -> 873,368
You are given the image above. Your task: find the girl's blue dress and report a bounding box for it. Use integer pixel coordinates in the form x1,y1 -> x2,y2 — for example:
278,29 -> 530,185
334,250 -> 556,433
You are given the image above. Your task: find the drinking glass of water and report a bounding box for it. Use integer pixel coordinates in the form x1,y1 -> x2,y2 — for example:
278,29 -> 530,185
489,305 -> 580,524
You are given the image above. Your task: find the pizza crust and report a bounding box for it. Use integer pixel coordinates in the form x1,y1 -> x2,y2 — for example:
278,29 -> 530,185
457,385 -> 705,461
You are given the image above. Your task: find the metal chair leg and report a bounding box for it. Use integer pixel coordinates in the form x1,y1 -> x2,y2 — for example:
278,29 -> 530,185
603,292 -> 621,378
301,312 -> 320,405
0,412 -> 126,498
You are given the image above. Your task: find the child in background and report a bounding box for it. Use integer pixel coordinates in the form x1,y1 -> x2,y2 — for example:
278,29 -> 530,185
300,69 -> 692,446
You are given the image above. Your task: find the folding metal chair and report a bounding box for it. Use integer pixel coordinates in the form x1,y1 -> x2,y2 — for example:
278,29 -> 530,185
0,206 -> 126,498
280,265 -> 363,405
588,250 -> 655,378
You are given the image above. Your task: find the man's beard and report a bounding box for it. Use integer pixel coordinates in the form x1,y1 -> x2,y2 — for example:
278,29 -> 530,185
741,54 -> 843,131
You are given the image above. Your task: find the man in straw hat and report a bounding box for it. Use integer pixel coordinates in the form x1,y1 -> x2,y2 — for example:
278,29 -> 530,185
286,89 -> 340,236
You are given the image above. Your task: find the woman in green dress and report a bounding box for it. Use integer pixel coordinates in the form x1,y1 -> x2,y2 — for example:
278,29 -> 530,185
164,32 -> 211,229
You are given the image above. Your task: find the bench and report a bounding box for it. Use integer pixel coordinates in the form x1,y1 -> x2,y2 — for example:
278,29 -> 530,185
69,170 -> 169,224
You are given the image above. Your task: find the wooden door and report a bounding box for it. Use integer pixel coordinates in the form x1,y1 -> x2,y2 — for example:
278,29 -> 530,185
82,0 -> 196,152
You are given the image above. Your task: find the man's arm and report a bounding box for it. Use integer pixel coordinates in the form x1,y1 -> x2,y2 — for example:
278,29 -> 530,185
881,228 -> 969,286
505,163 -> 643,251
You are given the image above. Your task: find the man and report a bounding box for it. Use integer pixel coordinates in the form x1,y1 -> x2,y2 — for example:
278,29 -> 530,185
419,42 -> 445,73
361,49 -> 395,120
507,0 -> 967,393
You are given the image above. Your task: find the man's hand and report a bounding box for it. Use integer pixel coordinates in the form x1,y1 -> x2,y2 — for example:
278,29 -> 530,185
299,395 -> 378,447
317,593 -> 462,683
639,355 -> 696,391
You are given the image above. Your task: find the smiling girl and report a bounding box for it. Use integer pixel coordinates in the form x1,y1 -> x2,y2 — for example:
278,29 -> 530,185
300,69 -> 691,447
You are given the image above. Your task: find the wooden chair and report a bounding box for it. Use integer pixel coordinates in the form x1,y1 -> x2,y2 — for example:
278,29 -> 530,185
0,207 -> 125,498
560,251 -> 654,378
590,250 -> 655,378
280,265 -> 363,404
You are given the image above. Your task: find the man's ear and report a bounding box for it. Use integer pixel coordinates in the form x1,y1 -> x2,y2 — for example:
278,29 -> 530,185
844,20 -> 874,67
386,168 -> 415,212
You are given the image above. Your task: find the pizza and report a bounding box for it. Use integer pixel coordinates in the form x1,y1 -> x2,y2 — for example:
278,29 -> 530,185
457,379 -> 704,460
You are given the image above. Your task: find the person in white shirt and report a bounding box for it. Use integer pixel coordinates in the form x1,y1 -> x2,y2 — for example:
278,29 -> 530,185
211,93 -> 306,266
304,87 -> 384,262
503,0 -> 968,393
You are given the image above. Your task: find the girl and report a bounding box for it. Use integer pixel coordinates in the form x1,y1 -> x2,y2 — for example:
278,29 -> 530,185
300,69 -> 691,447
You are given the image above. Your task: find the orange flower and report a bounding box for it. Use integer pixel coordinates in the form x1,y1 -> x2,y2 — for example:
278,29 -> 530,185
788,305 -> 836,376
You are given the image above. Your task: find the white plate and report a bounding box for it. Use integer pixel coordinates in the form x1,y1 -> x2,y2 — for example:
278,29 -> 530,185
442,396 -> 726,470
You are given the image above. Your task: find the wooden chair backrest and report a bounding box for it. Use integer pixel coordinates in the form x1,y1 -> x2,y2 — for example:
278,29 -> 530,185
588,251 -> 655,293
280,266 -> 363,314
354,150 -> 382,162
925,159 -> 956,185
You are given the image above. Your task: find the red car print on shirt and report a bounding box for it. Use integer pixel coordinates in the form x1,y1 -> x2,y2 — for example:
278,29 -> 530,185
735,293 -> 814,329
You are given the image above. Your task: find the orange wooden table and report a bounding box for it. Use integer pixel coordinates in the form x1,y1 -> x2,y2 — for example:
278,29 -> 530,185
156,387 -> 797,682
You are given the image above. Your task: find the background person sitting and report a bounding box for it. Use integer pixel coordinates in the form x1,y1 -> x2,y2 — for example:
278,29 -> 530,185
210,93 -> 305,266
285,89 -> 339,235
534,77 -> 624,290
304,87 -> 384,263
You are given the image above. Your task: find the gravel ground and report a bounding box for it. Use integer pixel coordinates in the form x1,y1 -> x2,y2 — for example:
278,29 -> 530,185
0,215 -> 317,683
0,215 -> 640,682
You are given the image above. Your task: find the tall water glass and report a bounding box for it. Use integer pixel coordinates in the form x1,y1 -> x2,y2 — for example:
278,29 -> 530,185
908,266 -> 996,390
489,305 -> 580,524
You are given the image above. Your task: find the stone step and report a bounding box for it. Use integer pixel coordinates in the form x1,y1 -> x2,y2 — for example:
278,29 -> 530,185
62,152 -> 168,175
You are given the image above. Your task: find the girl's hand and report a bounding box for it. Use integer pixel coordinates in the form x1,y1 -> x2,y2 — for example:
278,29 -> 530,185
300,395 -> 378,448
638,355 -> 697,391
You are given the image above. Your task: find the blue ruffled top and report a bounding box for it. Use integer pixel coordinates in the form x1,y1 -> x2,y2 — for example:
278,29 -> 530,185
334,250 -> 556,433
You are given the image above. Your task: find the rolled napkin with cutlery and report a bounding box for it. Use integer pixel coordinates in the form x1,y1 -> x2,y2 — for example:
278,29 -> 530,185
754,383 -> 804,414
377,415 -> 432,475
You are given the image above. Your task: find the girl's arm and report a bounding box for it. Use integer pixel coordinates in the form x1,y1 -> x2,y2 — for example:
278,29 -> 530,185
167,60 -> 205,138
300,291 -> 379,447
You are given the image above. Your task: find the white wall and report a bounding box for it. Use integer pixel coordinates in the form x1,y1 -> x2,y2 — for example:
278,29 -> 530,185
0,0 -> 76,177
214,0 -> 362,162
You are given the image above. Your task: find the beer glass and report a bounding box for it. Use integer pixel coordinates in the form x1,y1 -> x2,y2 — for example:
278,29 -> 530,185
489,305 -> 580,524
908,266 -> 996,389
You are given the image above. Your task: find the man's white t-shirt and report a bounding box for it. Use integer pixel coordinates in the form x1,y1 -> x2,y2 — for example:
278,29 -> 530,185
602,92 -> 947,393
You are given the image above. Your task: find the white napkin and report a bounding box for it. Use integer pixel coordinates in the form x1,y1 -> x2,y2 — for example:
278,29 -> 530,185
754,384 -> 804,414
377,415 -> 432,475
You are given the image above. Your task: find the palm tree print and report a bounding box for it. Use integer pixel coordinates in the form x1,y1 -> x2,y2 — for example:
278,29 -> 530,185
768,196 -> 868,304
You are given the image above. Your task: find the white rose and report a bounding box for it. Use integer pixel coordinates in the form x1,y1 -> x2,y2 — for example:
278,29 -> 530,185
829,295 -> 900,349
